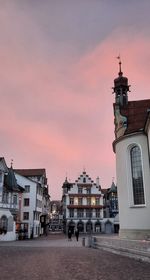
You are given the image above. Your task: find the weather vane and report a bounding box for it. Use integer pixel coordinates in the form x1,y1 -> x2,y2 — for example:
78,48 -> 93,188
116,54 -> 122,74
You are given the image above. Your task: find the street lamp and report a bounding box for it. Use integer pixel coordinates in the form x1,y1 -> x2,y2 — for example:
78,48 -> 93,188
84,187 -> 92,248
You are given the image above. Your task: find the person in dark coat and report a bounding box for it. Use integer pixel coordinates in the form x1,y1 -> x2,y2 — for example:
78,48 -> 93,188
68,228 -> 72,241
75,228 -> 79,241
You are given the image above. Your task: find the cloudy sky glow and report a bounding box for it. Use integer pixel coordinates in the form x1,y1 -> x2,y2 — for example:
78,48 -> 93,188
1,0 -> 150,199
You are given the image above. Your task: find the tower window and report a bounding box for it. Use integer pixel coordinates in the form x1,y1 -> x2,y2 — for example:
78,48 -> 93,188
130,145 -> 145,205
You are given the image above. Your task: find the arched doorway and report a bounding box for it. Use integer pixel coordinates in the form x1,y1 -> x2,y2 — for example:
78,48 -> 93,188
105,221 -> 112,234
77,221 -> 84,232
95,221 -> 101,233
68,221 -> 75,234
86,221 -> 93,233
0,215 -> 8,234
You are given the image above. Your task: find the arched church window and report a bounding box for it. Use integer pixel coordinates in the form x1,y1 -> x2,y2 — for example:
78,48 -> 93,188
130,145 -> 145,205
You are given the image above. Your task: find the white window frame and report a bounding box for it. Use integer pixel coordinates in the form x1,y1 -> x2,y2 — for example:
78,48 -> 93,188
127,143 -> 146,208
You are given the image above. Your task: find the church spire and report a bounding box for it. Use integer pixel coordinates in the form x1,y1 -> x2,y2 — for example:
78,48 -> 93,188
112,56 -> 131,107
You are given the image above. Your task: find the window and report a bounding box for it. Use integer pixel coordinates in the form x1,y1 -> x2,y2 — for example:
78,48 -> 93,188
70,197 -> 74,205
95,198 -> 99,205
23,212 -> 29,220
25,185 -> 30,193
24,198 -> 30,206
78,198 -> 83,205
77,209 -> 84,218
86,209 -> 92,218
13,195 -> 17,205
83,177 -> 86,183
86,188 -> 91,194
96,209 -> 100,218
87,197 -> 91,205
37,185 -> 42,195
2,192 -> 8,203
78,187 -> 82,194
130,145 -> 145,205
69,209 -> 74,218
36,199 -> 42,208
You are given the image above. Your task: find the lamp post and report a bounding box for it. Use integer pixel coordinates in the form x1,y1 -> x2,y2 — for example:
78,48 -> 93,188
84,187 -> 92,248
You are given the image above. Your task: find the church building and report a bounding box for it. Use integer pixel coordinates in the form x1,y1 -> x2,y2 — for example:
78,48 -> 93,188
112,59 -> 150,240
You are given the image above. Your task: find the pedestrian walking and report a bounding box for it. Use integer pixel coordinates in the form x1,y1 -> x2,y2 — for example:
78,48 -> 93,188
75,228 -> 79,241
68,228 -> 72,241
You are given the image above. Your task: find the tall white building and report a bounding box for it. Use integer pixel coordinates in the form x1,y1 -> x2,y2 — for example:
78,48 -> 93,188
112,60 -> 150,240
15,169 -> 50,238
62,171 -> 104,234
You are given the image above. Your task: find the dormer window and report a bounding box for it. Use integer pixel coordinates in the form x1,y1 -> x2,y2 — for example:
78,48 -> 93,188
83,177 -> 86,183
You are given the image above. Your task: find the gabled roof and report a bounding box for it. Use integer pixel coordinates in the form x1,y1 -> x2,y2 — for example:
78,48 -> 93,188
108,182 -> 117,193
4,167 -> 23,192
14,168 -> 46,177
120,99 -> 150,135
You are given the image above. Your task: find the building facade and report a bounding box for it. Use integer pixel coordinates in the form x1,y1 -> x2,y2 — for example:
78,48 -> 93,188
62,171 -> 104,234
112,60 -> 150,239
102,181 -> 119,233
0,158 -> 24,241
15,169 -> 50,238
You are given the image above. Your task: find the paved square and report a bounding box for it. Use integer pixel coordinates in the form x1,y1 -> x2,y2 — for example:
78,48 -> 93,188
0,234 -> 150,280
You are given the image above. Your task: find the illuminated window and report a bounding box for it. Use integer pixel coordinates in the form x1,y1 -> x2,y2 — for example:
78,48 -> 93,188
130,145 -> 145,205
87,197 -> 91,205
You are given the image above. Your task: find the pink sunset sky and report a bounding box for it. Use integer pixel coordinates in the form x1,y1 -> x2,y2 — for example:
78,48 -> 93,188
1,1 -> 150,199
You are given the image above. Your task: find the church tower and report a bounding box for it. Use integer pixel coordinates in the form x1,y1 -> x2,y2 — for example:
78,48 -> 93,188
112,60 -> 150,240
113,58 -> 130,107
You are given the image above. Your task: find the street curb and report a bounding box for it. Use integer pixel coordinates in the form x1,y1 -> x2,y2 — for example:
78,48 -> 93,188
93,242 -> 150,263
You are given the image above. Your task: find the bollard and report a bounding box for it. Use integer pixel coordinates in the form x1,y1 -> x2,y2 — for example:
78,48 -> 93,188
82,237 -> 85,247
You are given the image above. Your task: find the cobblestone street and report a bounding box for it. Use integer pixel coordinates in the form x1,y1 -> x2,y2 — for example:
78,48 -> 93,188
0,234 -> 150,280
